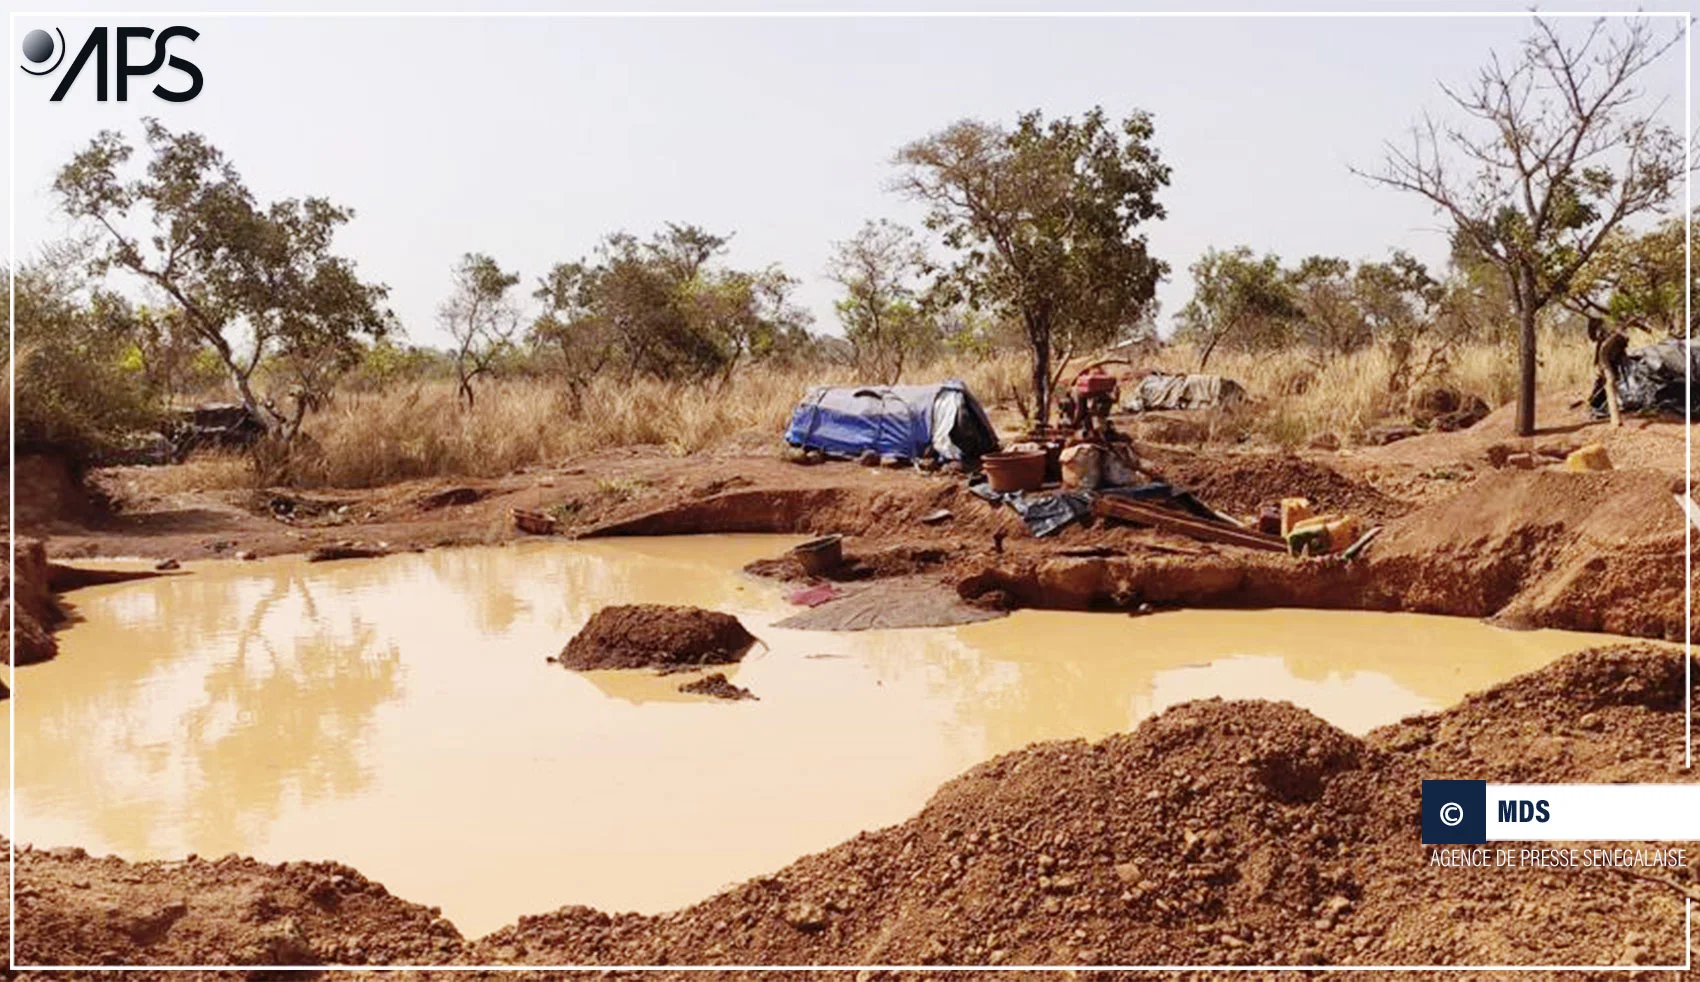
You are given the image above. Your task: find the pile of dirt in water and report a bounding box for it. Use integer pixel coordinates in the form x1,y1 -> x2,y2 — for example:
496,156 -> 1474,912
4,538 -> 62,668
556,604 -> 758,672
678,672 -> 758,701
1369,469 -> 1688,639
1157,451 -> 1407,522
475,644 -> 1693,968
9,843 -> 461,966
10,645 -> 1693,969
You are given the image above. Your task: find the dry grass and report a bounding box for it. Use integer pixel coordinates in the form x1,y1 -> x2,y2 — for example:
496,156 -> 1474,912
128,452 -> 257,493
154,333 -> 1599,488
1133,329 -> 1595,445
278,354 -> 1038,487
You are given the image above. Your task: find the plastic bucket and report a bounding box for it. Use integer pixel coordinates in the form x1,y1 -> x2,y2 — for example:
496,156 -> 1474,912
792,535 -> 843,576
981,450 -> 1048,493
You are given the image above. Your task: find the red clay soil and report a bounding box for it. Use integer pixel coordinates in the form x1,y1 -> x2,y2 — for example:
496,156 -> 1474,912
555,604 -> 758,671
1369,469 -> 1688,637
956,467 -> 1692,640
1146,447 -> 1410,522
5,537 -> 63,668
12,644 -> 1691,974
9,844 -> 462,966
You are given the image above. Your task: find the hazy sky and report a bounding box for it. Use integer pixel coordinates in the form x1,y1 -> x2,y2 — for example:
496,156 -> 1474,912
7,5 -> 1691,348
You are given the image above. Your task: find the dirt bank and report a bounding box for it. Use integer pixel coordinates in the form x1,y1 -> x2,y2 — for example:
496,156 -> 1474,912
5,537 -> 63,668
556,604 -> 758,672
10,644 -> 1693,971
956,468 -> 1690,640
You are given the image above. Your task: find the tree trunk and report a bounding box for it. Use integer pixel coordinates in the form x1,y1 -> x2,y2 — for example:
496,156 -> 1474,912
1198,332 -> 1220,372
1029,318 -> 1051,430
1514,269 -> 1538,437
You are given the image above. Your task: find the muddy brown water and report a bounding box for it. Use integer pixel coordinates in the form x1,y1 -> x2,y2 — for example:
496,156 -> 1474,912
6,535 -> 1624,937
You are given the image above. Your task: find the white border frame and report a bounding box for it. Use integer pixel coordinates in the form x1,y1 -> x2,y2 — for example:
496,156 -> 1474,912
6,6 -> 1693,973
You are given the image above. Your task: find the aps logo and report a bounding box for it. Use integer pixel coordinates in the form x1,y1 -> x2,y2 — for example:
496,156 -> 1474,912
19,25 -> 202,102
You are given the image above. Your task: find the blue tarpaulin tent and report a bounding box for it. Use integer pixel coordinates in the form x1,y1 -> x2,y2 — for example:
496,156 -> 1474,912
784,380 -> 999,463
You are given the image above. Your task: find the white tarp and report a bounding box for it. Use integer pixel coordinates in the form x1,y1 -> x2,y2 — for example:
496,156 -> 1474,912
1124,373 -> 1246,411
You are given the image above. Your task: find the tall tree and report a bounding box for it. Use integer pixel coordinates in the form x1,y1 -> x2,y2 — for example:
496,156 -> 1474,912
1287,256 -> 1366,356
826,219 -> 932,383
1174,247 -> 1300,369
530,225 -> 809,387
440,253 -> 522,406
894,107 -> 1169,426
1360,18 -> 1683,435
52,119 -> 392,441
12,252 -> 160,460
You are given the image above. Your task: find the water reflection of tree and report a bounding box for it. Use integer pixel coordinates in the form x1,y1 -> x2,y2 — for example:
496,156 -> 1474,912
16,560 -> 400,858
17,541 -> 780,859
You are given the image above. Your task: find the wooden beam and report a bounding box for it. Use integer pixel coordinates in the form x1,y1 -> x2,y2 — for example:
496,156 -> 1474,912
1091,497 -> 1289,553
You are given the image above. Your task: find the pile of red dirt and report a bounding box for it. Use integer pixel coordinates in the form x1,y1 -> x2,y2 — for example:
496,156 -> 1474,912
474,643 -> 1692,968
9,645 -> 1693,970
677,671 -> 758,701
1367,469 -> 1688,638
1153,449 -> 1408,522
4,537 -> 63,668
555,604 -> 758,672
10,843 -> 461,966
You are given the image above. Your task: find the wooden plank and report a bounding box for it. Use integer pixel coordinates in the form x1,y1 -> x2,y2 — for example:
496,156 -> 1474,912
1091,496 -> 1288,553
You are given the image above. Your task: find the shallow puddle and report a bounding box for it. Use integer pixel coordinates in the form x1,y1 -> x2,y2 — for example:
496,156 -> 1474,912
9,536 -> 1622,936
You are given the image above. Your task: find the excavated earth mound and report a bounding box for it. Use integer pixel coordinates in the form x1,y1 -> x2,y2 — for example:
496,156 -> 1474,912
556,604 -> 758,671
1366,469 -> 1688,638
1155,449 -> 1409,522
9,645 -> 1694,973
11,845 -> 461,966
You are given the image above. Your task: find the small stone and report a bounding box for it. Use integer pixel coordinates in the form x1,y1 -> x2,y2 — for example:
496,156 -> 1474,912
154,558 -> 180,571
782,900 -> 828,932
1113,862 -> 1140,885
235,550 -> 258,561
